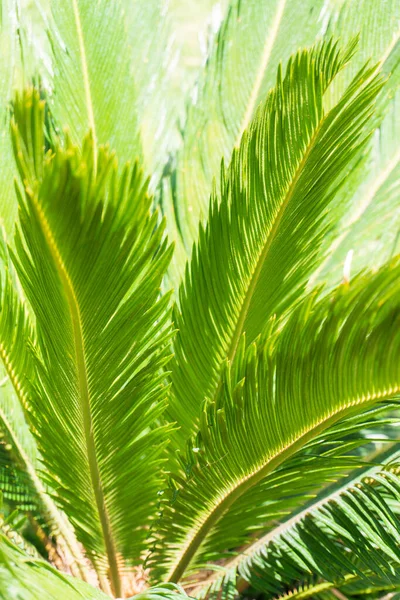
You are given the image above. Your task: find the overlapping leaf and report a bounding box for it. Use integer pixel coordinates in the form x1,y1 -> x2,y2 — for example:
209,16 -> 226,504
152,259 -> 400,583
11,90 -> 173,596
0,223 -> 90,582
167,0 -> 331,258
0,532 -> 107,600
192,445 -> 400,599
309,0 -> 400,291
168,41 -> 382,448
41,0 -> 141,167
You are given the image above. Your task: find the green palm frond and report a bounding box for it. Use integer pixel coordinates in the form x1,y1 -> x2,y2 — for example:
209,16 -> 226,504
308,6 -> 400,291
165,0 -> 400,280
10,88 -> 173,596
152,259 -> 400,583
0,527 -> 190,600
34,0 -> 190,183
0,440 -> 37,512
167,40 -> 382,449
0,370 -> 39,515
166,0 -> 330,259
191,444 -> 400,599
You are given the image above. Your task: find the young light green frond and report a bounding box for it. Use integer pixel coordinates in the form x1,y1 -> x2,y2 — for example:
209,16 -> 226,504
41,0 -> 141,169
192,444 -> 400,599
0,532 -> 108,600
11,91 -> 174,596
121,0 -> 182,186
168,41 -> 382,449
165,0 -> 333,261
152,258 -> 400,583
165,0 -> 400,281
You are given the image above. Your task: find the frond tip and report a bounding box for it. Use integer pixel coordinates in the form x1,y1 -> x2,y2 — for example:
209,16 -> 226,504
169,39 -> 382,452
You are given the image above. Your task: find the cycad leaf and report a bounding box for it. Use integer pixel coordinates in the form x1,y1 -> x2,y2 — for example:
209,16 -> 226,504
167,0 -> 400,272
192,444 -> 400,599
168,41 -> 382,448
169,0 -> 331,254
153,259 -> 400,582
311,55 -> 400,289
42,0 -> 141,166
307,2 -> 400,291
11,91 -> 173,596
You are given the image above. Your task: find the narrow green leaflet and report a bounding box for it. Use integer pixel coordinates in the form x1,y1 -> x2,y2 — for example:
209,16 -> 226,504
11,91 -> 173,596
152,259 -> 400,583
0,531 -> 189,600
42,0 -> 142,167
168,41 -> 382,448
0,533 -> 108,600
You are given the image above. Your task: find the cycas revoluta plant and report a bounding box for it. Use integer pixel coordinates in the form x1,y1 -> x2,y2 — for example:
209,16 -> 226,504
1,1 -> 400,599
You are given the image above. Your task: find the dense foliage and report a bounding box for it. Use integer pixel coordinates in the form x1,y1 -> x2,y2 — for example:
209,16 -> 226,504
0,1 -> 400,599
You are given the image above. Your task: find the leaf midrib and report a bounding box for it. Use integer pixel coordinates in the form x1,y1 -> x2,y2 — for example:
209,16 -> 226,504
166,388 -> 397,583
71,0 -> 97,169
29,194 -> 121,596
166,115 -> 327,582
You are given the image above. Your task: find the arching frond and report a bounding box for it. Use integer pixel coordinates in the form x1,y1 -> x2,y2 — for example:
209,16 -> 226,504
152,259 -> 400,583
309,4 -> 400,291
40,0 -> 141,168
168,41 -> 382,449
11,90 -> 173,596
165,0 -> 400,279
167,0 -> 331,259
191,444 -> 400,599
